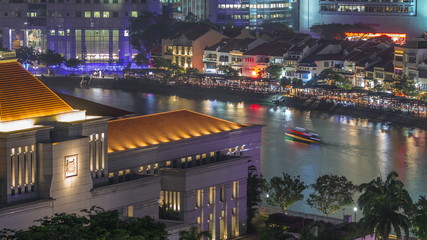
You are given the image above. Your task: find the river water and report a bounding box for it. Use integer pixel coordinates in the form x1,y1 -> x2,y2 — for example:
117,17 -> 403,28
49,84 -> 427,217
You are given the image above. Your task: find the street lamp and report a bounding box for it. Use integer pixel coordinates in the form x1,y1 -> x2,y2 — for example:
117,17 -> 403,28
353,207 -> 358,222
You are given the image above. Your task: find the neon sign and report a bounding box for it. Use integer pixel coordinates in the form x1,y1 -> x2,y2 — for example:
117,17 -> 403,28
345,32 -> 407,45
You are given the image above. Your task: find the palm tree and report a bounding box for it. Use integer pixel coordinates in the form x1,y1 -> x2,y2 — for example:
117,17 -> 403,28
179,226 -> 211,240
357,171 -> 412,240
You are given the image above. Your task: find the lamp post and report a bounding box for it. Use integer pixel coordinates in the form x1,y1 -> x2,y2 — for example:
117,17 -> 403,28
353,207 -> 358,222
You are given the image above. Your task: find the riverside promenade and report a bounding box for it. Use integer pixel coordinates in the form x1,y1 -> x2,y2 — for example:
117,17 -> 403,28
41,76 -> 427,130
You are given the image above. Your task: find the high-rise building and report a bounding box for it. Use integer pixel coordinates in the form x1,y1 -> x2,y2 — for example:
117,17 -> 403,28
161,0 -> 300,30
0,0 -> 161,63
300,0 -> 427,38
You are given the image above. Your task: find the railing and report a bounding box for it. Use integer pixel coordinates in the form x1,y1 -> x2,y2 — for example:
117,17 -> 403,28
260,207 -> 345,225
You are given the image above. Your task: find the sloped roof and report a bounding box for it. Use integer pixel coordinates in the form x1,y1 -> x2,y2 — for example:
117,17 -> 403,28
244,41 -> 290,56
184,26 -> 214,40
56,92 -> 133,118
108,109 -> 247,153
0,60 -> 73,121
218,38 -> 255,52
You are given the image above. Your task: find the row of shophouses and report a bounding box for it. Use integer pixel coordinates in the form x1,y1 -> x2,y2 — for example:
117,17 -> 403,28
161,27 -> 427,91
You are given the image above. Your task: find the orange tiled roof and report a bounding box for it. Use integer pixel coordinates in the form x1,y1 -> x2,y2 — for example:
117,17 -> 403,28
0,60 -> 73,121
108,109 -> 246,153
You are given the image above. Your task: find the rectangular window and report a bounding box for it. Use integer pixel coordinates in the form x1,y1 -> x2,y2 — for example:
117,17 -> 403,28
93,11 -> 100,18
31,145 -> 35,184
11,148 -> 15,187
131,11 -> 138,17
103,11 -> 109,18
84,11 -> 91,18
220,185 -> 225,202
196,189 -> 203,207
232,181 -> 239,199
209,186 -> 215,205
127,206 -> 134,217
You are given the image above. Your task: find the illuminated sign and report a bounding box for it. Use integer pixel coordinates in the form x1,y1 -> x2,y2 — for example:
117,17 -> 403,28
345,32 -> 407,45
65,155 -> 78,177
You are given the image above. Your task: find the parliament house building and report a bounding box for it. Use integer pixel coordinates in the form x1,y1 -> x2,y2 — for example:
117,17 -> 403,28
0,56 -> 263,240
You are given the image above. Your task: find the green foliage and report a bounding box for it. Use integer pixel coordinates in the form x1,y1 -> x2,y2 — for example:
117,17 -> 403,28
265,65 -> 283,80
4,206 -> 168,240
169,63 -> 185,76
264,173 -> 307,212
218,65 -> 239,77
247,165 -> 265,232
310,23 -> 374,40
391,74 -> 418,96
307,174 -> 357,216
38,49 -> 64,68
280,77 -> 291,87
129,12 -> 174,53
259,22 -> 294,34
152,57 -> 171,69
358,171 -> 412,240
65,58 -> 82,68
15,46 -> 37,65
318,68 -> 351,89
133,52 -> 150,67
178,226 -> 211,240
185,67 -> 199,75
411,196 -> 427,240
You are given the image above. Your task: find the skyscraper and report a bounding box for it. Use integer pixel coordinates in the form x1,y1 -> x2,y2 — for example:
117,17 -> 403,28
300,0 -> 427,38
0,0 -> 161,63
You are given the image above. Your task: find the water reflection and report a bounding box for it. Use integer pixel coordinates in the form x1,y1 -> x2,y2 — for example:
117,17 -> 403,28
49,85 -> 427,216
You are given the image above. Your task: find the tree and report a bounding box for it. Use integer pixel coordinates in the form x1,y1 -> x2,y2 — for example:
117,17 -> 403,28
152,57 -> 171,69
218,65 -> 238,77
306,174 -> 357,216
185,67 -> 199,75
358,171 -> 413,240
65,58 -> 82,69
38,49 -> 64,75
15,46 -> 37,65
411,196 -> 427,240
318,68 -> 351,89
264,173 -> 307,213
133,52 -> 150,67
8,206 -> 168,240
247,165 -> 265,232
265,65 -> 283,80
310,23 -> 374,40
391,74 -> 418,96
179,226 -> 211,240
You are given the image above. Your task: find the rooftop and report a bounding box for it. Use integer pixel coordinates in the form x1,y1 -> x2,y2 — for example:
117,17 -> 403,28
0,59 -> 73,122
108,109 -> 247,153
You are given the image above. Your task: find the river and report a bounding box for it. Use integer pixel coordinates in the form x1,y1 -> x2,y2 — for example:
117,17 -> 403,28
48,84 -> 427,217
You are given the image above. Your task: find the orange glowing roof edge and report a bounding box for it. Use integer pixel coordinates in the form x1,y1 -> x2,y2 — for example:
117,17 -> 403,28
109,109 -> 248,127
19,61 -> 74,111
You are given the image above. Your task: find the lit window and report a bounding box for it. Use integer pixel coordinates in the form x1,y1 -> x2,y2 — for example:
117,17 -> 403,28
131,11 -> 138,17
127,205 -> 134,217
94,11 -> 100,18
103,11 -> 109,18
232,181 -> 239,199
196,189 -> 203,207
84,11 -> 91,18
209,187 -> 215,204
58,30 -> 64,36
50,30 -> 55,36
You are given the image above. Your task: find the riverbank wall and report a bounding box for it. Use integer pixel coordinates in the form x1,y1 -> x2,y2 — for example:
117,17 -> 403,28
281,97 -> 427,129
40,76 -> 276,103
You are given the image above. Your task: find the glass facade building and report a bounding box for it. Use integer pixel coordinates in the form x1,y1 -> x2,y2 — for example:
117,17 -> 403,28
217,0 -> 299,30
0,0 -> 161,63
300,0 -> 426,38
161,0 -> 300,30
